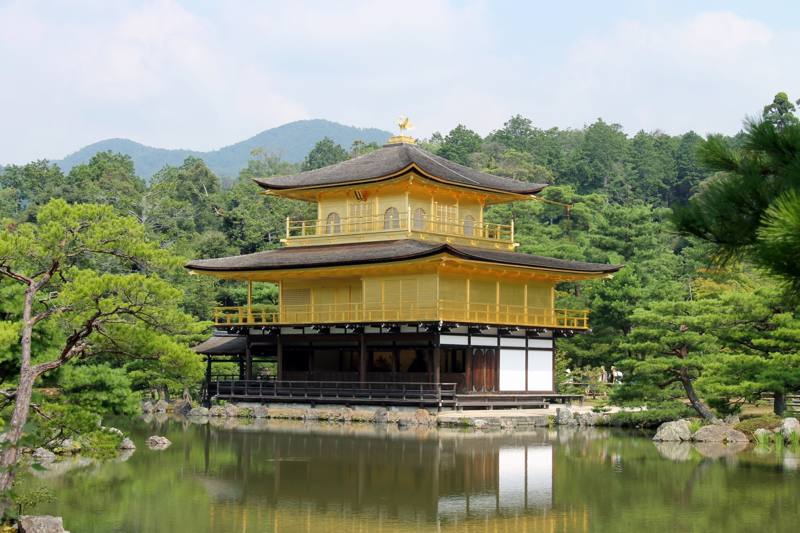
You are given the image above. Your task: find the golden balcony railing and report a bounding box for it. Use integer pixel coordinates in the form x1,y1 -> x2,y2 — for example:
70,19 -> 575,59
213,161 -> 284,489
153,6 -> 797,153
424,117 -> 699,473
284,212 -> 514,246
211,302 -> 589,330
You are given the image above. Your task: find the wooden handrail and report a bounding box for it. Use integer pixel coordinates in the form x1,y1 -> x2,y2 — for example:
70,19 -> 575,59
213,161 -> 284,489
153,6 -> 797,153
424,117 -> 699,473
284,212 -> 514,243
210,302 -> 589,329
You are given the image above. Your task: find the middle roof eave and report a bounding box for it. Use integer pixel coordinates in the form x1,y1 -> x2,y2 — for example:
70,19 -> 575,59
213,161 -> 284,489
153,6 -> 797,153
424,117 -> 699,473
185,239 -> 622,275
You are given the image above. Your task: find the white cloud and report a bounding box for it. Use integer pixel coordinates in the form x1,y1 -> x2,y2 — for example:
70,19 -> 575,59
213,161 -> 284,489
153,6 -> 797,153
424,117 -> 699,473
545,11 -> 798,135
0,3 -> 799,164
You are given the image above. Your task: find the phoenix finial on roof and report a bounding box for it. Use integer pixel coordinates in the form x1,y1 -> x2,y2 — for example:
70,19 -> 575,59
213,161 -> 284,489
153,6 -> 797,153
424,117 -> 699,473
397,116 -> 413,133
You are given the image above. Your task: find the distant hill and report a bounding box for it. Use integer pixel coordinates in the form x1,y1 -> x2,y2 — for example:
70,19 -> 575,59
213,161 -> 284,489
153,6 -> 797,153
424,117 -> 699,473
55,119 -> 392,179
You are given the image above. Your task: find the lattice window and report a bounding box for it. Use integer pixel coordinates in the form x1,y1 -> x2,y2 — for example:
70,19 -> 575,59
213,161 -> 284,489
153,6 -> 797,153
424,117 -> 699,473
325,212 -> 341,234
412,207 -> 426,230
383,207 -> 400,229
463,214 -> 476,236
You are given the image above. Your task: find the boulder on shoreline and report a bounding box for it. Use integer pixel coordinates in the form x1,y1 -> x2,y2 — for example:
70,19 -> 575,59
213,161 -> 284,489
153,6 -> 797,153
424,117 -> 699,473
188,406 -> 209,417
18,515 -> 67,533
692,424 -> 748,443
781,417 -> 800,442
173,400 -> 192,416
118,438 -> 136,450
555,408 -> 576,426
32,447 -> 56,464
223,403 -> 241,418
575,412 -> 610,426
145,436 -> 172,450
208,405 -> 225,417
653,420 -> 692,442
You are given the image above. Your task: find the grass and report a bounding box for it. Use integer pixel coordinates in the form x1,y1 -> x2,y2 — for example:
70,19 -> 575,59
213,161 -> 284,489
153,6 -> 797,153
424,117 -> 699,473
734,414 -> 782,437
754,430 -> 773,446
688,419 -> 703,433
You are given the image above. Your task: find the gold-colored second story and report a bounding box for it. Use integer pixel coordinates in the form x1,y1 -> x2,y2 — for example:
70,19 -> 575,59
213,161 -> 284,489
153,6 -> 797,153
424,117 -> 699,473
255,140 -> 546,251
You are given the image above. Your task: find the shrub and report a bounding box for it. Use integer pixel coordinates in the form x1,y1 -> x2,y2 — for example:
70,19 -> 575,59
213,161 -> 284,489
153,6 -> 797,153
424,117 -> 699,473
80,430 -> 123,459
609,406 -> 694,428
734,415 -> 782,437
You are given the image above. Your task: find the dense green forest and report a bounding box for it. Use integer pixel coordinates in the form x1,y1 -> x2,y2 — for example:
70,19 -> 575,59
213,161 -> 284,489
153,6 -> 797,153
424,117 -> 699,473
1,94 -> 799,456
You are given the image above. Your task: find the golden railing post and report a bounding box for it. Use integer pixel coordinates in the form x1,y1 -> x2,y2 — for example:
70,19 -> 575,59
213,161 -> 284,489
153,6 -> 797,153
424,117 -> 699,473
247,280 -> 253,324
285,216 -> 290,239
510,218 -> 514,242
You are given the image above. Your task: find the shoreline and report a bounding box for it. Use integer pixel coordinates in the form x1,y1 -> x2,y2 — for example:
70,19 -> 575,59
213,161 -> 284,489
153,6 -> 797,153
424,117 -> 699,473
143,401 -> 624,430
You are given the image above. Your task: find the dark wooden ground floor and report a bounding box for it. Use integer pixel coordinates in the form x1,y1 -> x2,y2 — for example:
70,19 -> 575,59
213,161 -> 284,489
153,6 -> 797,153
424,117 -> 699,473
196,326 -> 577,409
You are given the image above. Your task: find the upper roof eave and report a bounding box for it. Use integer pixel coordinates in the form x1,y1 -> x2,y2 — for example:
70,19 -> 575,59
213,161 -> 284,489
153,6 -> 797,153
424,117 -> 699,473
253,143 -> 547,196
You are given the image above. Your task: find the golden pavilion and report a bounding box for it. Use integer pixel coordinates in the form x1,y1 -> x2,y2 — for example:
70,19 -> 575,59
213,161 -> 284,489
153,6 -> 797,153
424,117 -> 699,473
187,126 -> 620,408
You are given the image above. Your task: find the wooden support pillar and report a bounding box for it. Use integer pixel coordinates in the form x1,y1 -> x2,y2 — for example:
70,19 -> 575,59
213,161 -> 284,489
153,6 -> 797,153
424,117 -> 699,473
276,331 -> 284,381
359,331 -> 367,384
247,280 -> 253,322
433,343 -> 441,385
307,342 -> 313,380
465,347 -> 473,392
245,334 -> 253,380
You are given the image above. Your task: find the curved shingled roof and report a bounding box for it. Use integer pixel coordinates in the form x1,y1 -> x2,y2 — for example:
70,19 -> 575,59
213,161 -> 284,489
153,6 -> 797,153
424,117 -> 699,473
193,335 -> 247,355
186,239 -> 622,275
253,143 -> 547,195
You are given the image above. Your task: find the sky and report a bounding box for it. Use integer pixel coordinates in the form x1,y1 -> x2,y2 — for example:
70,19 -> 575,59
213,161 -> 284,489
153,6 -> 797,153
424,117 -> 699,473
1,0 -> 799,164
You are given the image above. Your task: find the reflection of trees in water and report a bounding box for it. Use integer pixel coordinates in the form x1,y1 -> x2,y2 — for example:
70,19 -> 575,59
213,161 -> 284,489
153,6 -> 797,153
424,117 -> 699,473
21,419 -> 800,533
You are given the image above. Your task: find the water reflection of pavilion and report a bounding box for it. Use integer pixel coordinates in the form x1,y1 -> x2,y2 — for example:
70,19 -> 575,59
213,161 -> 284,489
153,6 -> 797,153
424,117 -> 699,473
196,424 -> 560,526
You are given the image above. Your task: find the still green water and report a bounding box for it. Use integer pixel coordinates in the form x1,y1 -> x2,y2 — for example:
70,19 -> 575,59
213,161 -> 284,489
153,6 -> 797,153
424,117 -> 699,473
23,416 -> 799,533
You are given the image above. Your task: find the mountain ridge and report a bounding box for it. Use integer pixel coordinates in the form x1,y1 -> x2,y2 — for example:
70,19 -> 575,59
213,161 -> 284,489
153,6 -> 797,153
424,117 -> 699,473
55,119 -> 392,179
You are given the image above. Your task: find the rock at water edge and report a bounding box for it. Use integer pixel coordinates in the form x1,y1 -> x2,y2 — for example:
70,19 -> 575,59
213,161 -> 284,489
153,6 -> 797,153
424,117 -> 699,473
146,436 -> 172,449
223,403 -> 241,418
555,408 -> 575,426
19,515 -> 66,533
781,417 -> 800,442
653,420 -> 692,442
188,407 -> 209,417
173,400 -> 192,416
118,438 -> 136,450
208,405 -> 225,417
32,448 -> 56,463
692,424 -> 748,443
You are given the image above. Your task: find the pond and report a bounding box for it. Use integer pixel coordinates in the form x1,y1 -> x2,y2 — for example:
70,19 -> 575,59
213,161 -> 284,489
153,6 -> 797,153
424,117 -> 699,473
22,415 -> 799,533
